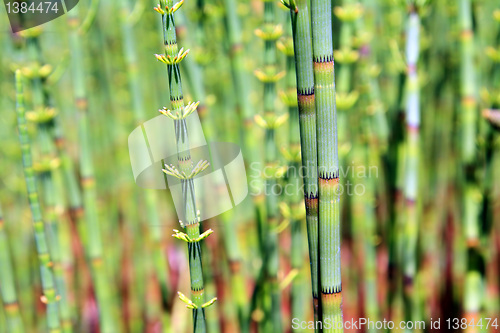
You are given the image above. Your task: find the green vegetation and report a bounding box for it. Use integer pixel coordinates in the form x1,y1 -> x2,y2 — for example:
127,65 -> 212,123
1,1 -> 500,333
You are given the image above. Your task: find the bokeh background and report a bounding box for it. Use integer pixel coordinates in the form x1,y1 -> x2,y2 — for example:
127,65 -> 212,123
0,0 -> 499,332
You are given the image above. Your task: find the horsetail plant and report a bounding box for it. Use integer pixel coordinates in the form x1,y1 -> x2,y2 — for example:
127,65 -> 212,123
175,13 -> 224,332
278,19 -> 308,325
333,0 -> 362,146
15,69 -> 61,332
68,6 -> 119,332
154,1 -> 216,332
353,6 -> 385,324
403,3 -> 421,327
354,129 -> 380,333
334,1 -> 364,321
355,0 -> 389,149
221,2 -> 262,329
281,0 -> 321,327
0,202 -> 25,333
24,30 -> 74,333
459,0 -> 484,327
224,10 -> 269,323
223,0 -> 256,164
253,0 -> 286,330
117,0 -> 172,328
311,0 -> 343,330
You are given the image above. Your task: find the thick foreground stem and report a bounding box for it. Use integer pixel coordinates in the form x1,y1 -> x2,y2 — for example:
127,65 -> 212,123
310,0 -> 343,331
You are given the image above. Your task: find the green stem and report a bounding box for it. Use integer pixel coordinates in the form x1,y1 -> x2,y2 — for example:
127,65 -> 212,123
0,203 -> 25,333
117,0 -> 171,328
257,1 -> 282,331
286,0 -> 320,326
157,1 -> 209,331
68,7 -> 118,332
15,70 -> 61,333
310,0 -> 342,331
26,33 -> 74,333
403,6 -> 420,331
459,0 -> 484,327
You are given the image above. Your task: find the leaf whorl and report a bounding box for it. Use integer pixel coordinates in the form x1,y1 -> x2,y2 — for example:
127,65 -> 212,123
170,95 -> 184,101
313,54 -> 334,63
297,87 -> 314,96
318,171 -> 339,180
322,285 -> 342,295
305,192 -> 318,200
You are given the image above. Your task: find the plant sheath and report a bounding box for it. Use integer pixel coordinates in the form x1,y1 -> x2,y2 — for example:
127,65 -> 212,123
311,0 -> 343,331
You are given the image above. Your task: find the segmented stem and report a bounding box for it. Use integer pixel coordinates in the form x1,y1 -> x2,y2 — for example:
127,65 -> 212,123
118,0 -> 171,327
311,0 -> 342,331
286,0 -> 321,326
26,34 -> 74,333
157,1 -> 208,331
0,203 -> 25,333
69,7 -> 118,332
260,1 -> 282,331
15,70 -> 61,333
403,6 -> 420,329
459,0 -> 483,328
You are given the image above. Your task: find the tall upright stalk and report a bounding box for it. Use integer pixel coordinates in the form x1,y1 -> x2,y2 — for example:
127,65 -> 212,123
310,0 -> 342,331
282,0 -> 320,327
224,0 -> 255,161
254,0 -> 284,331
15,69 -> 61,332
177,11 -> 222,333
360,133 -> 380,332
219,2 -> 263,330
25,32 -> 74,333
0,202 -> 25,333
354,3 -> 385,324
279,20 -> 307,326
224,8 -> 268,324
459,0 -> 484,327
154,1 -> 215,332
117,0 -> 171,328
218,4 -> 252,328
403,4 -> 420,329
68,6 -> 118,332
333,0 -> 361,145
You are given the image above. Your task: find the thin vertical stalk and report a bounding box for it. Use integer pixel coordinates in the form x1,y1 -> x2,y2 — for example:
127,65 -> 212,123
223,0 -> 256,162
282,38 -> 306,329
155,1 -> 215,332
224,8 -> 267,319
386,5 -> 409,319
310,0 -> 342,331
176,12 -> 222,333
362,135 -> 380,332
283,0 -> 320,327
26,33 -> 74,333
221,2 -> 257,330
117,0 -> 171,328
254,1 -> 284,331
459,0 -> 484,328
15,69 -> 61,333
68,6 -> 118,332
403,4 -> 420,330
354,4 -> 385,324
356,0 -> 389,148
333,0 -> 361,146
0,203 -> 25,333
